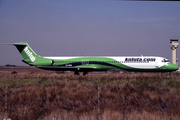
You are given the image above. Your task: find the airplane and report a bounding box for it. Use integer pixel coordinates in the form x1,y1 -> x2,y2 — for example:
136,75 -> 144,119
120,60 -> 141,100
1,42 -> 179,75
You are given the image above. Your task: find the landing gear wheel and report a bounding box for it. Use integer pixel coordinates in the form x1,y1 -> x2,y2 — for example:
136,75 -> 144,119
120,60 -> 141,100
167,72 -> 170,76
74,72 -> 79,75
83,72 -> 88,76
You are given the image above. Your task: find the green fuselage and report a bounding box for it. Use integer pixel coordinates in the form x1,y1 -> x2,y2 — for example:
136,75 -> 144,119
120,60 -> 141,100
3,42 -> 179,74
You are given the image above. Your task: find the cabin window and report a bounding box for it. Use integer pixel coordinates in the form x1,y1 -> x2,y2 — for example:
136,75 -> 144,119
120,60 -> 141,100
162,59 -> 169,62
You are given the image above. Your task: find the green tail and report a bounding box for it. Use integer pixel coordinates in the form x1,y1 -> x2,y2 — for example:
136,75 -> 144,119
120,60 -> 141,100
13,42 -> 40,64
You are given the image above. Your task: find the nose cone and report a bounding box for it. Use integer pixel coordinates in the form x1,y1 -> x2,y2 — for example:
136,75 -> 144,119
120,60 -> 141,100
167,62 -> 179,71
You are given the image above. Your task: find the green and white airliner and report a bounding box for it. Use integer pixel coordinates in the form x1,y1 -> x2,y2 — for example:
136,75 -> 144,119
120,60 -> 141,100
2,42 -> 179,75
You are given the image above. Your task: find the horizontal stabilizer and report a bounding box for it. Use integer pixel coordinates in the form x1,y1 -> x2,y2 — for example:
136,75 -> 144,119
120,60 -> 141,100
0,42 -> 27,46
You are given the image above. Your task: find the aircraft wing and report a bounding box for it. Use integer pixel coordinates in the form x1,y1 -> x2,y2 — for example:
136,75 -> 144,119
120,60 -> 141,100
36,66 -> 96,71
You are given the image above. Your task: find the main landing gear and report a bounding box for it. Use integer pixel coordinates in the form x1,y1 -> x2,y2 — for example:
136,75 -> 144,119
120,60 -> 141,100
74,71 -> 88,76
74,71 -> 79,75
83,72 -> 88,76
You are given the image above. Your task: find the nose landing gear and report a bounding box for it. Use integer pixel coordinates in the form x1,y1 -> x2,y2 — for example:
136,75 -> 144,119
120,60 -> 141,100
167,72 -> 170,76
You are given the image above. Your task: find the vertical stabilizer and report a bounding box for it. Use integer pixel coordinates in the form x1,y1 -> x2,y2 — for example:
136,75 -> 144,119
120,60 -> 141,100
13,42 -> 39,64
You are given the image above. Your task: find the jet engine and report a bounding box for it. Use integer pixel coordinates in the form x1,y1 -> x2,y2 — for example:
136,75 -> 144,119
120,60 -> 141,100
33,60 -> 54,66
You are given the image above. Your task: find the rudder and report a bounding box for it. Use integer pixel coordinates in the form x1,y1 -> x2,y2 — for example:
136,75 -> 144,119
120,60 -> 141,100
13,42 -> 39,64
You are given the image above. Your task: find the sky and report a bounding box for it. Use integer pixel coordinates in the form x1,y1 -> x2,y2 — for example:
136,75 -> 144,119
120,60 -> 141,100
0,0 -> 180,66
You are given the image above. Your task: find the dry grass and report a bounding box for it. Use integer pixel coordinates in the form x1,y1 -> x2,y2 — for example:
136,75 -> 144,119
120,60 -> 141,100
1,67 -> 180,119
0,80 -> 180,119
42,110 -> 180,120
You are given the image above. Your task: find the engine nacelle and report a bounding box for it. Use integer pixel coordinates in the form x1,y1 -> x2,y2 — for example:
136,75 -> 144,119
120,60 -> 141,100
33,60 -> 55,66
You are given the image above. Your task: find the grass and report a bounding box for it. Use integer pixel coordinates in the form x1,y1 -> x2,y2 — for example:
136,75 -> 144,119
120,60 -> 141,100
1,72 -> 180,90
1,68 -> 180,119
43,110 -> 180,120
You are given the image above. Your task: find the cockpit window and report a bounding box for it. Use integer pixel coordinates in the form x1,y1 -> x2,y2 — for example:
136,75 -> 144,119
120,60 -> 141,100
162,59 -> 169,62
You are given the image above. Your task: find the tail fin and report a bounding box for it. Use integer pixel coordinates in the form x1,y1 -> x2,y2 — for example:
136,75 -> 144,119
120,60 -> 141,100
2,42 -> 56,66
13,42 -> 40,65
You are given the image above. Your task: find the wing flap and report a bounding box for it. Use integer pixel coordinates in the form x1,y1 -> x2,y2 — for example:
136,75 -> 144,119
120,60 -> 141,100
36,66 -> 96,71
